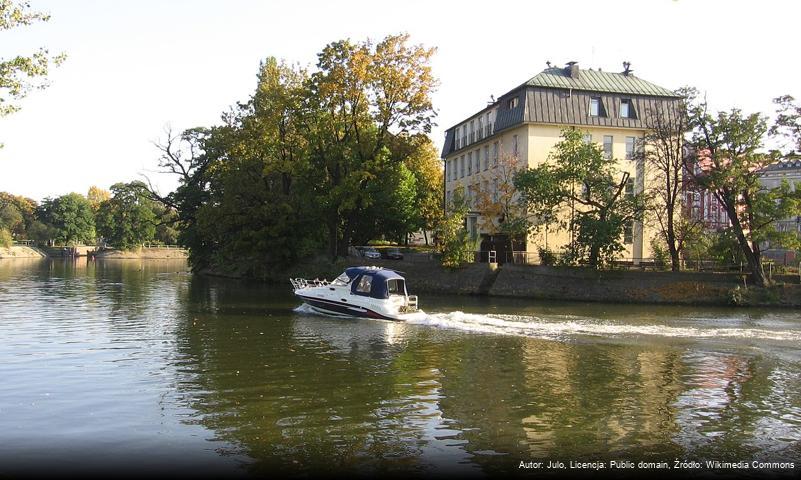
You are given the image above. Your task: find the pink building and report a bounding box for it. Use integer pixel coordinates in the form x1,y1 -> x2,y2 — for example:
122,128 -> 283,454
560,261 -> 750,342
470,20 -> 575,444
682,149 -> 730,230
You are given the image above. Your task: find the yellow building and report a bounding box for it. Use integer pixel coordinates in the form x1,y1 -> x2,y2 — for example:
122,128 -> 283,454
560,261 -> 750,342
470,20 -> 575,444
441,61 -> 681,263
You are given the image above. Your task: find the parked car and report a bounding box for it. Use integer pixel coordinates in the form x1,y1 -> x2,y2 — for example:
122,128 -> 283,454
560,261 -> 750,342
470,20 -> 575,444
360,246 -> 381,259
381,247 -> 404,260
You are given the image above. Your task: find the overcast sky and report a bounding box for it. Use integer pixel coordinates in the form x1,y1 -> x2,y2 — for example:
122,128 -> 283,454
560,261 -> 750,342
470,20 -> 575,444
1,0 -> 798,201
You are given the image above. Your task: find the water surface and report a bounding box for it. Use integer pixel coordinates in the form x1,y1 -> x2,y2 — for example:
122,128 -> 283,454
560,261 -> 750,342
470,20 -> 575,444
0,258 -> 799,477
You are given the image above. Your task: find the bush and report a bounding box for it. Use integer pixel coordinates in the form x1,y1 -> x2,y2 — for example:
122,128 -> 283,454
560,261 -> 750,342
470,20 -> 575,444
650,237 -> 670,269
538,246 -> 556,266
0,228 -> 12,248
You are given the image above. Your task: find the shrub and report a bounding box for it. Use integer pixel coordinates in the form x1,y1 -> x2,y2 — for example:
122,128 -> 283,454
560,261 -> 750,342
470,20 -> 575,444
0,228 -> 12,248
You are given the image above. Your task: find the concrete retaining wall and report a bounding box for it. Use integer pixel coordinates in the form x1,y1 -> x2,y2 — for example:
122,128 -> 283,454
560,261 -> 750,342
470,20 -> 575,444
490,264 -> 777,305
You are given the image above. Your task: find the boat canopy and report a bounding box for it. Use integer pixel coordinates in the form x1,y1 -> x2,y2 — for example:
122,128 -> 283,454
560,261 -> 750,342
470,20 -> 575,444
346,267 -> 408,299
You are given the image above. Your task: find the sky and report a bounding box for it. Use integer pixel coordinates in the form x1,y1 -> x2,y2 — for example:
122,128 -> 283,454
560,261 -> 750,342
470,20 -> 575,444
1,0 -> 799,201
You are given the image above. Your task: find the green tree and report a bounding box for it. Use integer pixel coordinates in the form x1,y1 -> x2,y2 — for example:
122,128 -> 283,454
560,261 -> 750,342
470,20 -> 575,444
96,181 -> 157,250
0,1 -> 66,121
396,135 -> 443,245
303,34 -> 437,259
687,101 -> 801,286
0,227 -> 11,247
515,128 -> 646,268
38,193 -> 95,245
0,191 -> 36,237
436,185 -> 474,268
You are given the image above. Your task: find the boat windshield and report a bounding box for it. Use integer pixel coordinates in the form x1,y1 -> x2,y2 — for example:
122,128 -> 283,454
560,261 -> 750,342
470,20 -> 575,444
331,272 -> 351,286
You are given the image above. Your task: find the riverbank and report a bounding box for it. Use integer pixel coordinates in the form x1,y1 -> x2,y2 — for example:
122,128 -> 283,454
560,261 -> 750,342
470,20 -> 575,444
203,256 -> 801,308
0,245 -> 45,258
94,247 -> 188,259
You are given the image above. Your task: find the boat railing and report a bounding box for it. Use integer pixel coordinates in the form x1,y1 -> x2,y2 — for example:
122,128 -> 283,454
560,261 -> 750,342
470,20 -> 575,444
290,278 -> 330,290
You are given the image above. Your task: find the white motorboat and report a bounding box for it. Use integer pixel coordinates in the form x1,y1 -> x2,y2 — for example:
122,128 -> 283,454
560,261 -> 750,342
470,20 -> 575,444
290,266 -> 426,321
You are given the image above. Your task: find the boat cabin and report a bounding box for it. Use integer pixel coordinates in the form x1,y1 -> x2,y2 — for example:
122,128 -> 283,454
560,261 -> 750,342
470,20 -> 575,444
341,267 -> 409,299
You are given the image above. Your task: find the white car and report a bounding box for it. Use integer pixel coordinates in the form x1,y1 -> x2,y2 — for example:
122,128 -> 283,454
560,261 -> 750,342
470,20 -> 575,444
361,247 -> 381,259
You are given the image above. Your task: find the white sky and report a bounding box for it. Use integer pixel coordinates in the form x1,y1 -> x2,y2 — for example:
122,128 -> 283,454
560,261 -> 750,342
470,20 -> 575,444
1,0 -> 798,201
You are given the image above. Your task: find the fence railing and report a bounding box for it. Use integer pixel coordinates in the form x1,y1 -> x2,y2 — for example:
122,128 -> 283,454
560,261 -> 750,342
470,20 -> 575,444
468,250 -> 801,275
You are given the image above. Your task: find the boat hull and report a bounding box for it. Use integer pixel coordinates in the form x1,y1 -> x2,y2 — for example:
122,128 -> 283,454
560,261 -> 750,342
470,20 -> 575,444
295,293 -> 425,322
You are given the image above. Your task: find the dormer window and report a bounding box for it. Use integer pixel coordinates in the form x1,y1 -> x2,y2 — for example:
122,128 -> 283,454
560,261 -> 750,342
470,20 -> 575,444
620,99 -> 636,119
590,97 -> 605,117
508,97 -> 519,109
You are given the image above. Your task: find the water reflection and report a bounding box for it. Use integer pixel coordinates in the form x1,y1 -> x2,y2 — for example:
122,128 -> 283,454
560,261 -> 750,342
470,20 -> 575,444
0,259 -> 799,477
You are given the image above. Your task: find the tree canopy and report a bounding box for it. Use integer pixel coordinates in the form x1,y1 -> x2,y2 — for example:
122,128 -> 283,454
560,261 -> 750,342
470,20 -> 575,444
147,35 -> 441,275
0,1 -> 65,120
687,99 -> 801,286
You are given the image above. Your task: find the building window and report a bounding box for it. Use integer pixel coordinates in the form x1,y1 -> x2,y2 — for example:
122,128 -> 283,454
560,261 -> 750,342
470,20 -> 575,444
467,152 -> 473,175
493,142 -> 499,166
445,160 -> 450,181
462,126 -> 467,148
460,155 -> 465,178
590,98 -> 600,116
475,149 -> 481,173
620,99 -> 636,119
603,135 -> 613,160
454,132 -> 459,150
469,120 -> 475,144
625,136 -> 637,160
508,97 -> 518,109
477,117 -> 483,140
583,133 -> 592,144
446,190 -> 451,205
512,134 -> 519,157
624,177 -> 634,244
486,112 -> 492,136
492,178 -> 499,202
483,145 -> 489,171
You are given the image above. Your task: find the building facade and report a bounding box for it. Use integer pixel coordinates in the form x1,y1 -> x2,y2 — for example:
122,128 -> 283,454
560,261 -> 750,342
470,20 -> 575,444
441,62 -> 681,262
758,159 -> 801,263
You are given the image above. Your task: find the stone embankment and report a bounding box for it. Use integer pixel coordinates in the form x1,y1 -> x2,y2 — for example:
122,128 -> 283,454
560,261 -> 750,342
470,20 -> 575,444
0,246 -> 46,258
260,257 -> 801,308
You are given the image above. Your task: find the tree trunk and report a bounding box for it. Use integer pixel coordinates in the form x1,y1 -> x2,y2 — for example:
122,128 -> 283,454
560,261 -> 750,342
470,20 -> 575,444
327,221 -> 338,261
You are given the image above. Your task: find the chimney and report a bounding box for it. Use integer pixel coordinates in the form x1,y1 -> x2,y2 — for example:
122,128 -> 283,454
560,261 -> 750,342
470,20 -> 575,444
565,61 -> 579,79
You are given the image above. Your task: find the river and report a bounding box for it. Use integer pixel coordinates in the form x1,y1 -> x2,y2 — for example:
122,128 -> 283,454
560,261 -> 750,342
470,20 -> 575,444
0,258 -> 799,478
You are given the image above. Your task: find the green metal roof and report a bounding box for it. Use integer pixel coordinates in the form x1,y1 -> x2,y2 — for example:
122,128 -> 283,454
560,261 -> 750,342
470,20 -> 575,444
525,67 -> 679,97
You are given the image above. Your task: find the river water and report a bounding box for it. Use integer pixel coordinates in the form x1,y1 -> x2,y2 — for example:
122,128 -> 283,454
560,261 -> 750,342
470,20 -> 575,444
0,258 -> 799,478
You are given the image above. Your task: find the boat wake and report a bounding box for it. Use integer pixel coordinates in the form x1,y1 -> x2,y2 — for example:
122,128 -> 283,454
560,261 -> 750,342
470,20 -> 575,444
406,311 -> 801,342
295,304 -> 801,342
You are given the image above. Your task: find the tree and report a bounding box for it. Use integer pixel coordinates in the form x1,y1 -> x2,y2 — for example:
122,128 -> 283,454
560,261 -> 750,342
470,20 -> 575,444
687,101 -> 801,286
514,128 -> 646,268
642,86 -> 702,271
474,151 -> 529,250
96,181 -> 157,250
436,185 -> 474,268
38,193 -> 95,245
770,95 -> 801,155
399,136 -> 443,245
86,186 -> 110,212
0,1 -> 66,121
0,191 -> 36,237
302,34 -> 437,259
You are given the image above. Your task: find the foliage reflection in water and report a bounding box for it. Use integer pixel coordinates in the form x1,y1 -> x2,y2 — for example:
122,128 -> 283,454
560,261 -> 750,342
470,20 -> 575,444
0,258 -> 799,477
